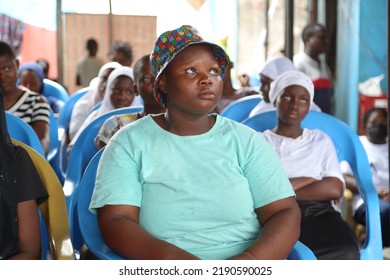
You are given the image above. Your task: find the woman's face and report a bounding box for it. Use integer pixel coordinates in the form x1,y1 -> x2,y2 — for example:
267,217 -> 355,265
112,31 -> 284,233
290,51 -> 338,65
276,85 -> 311,126
0,55 -> 18,94
19,70 -> 42,93
136,62 -> 159,108
159,44 -> 223,114
109,75 -> 135,109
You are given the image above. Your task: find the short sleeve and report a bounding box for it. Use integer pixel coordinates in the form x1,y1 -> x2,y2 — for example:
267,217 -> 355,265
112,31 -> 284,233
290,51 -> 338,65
15,146 -> 48,205
241,131 -> 295,208
89,134 -> 143,213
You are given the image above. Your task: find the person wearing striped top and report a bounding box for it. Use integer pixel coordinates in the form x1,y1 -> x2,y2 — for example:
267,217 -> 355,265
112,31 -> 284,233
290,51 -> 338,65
0,41 -> 50,155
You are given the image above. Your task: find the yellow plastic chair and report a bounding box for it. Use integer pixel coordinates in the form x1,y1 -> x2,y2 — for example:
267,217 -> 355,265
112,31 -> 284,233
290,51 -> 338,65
12,139 -> 74,260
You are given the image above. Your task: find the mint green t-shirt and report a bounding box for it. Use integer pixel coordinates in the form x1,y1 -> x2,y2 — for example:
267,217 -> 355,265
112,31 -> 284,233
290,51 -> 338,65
90,114 -> 294,260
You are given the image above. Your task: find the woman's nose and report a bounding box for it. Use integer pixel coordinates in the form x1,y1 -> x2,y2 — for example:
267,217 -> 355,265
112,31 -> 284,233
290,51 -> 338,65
200,73 -> 212,85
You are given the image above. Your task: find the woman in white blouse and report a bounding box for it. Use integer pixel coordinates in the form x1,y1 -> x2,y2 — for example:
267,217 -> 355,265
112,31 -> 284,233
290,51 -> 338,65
261,70 -> 360,260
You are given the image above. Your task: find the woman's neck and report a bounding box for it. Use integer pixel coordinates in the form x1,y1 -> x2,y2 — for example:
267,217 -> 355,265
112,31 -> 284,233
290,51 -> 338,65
155,111 -> 215,136
3,87 -> 23,110
143,105 -> 166,116
273,123 -> 303,139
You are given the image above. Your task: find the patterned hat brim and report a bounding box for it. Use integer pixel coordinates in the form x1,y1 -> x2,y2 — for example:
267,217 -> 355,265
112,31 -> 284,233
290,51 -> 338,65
152,41 -> 229,107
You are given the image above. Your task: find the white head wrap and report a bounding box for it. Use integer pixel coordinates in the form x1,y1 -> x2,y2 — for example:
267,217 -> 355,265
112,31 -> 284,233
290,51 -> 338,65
260,57 -> 296,80
269,70 -> 314,106
69,65 -> 140,146
96,66 -> 141,117
98,62 -> 122,78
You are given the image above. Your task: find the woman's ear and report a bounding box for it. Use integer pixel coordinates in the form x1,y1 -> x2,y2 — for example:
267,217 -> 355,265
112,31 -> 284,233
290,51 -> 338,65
158,75 -> 168,94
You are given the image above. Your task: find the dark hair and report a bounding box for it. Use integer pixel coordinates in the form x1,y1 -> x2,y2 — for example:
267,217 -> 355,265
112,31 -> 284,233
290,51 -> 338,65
133,54 -> 150,81
0,41 -> 16,59
109,40 -> 133,60
86,38 -> 98,50
362,107 -> 388,128
36,58 -> 50,76
301,23 -> 326,43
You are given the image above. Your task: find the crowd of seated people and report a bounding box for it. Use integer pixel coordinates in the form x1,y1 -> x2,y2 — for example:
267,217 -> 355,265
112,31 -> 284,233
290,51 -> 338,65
0,21 -> 388,260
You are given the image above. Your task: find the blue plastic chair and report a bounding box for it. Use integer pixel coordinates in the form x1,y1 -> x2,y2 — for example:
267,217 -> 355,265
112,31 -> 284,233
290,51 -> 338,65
46,109 -> 64,183
43,78 -> 69,103
57,87 -> 90,178
64,106 -> 143,253
77,148 -> 124,260
5,112 -> 45,157
77,149 -> 316,260
47,109 -> 59,161
242,110 -> 383,260
57,87 -> 90,134
220,95 -> 262,122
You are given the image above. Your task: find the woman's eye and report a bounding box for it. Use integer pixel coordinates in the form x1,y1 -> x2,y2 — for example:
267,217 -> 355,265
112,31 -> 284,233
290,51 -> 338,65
210,68 -> 220,75
282,95 -> 291,101
299,98 -> 308,104
185,68 -> 196,74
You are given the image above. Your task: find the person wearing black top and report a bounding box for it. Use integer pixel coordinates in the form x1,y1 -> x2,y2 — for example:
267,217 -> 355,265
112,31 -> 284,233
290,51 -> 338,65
0,88 -> 48,260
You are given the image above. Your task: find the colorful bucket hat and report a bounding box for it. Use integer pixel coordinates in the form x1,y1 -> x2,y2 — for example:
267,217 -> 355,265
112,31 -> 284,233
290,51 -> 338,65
150,25 -> 230,107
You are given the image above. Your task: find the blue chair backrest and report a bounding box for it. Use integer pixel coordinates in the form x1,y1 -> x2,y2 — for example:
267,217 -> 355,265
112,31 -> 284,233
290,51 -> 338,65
220,95 -> 262,122
288,241 -> 317,260
57,87 -> 90,133
242,110 -> 383,260
43,78 -> 69,103
77,148 -> 316,260
64,106 -> 143,252
5,112 -> 45,156
47,109 -> 59,161
77,148 -> 125,260
57,88 -> 90,179
47,109 -> 64,183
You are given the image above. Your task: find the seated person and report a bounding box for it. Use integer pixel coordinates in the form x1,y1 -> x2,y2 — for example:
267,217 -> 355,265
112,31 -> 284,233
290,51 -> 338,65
0,91 -> 48,259
249,57 -> 320,118
18,62 -> 64,114
211,60 -> 260,114
89,25 -> 301,260
68,66 -> 141,150
69,62 -> 121,142
261,70 -> 360,260
0,42 -> 50,155
341,107 -> 389,248
95,54 -> 165,149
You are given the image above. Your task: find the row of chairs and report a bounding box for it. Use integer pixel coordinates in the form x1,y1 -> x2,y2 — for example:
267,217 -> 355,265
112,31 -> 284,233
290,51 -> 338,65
6,87 -> 384,259
55,90 -> 315,260
76,148 -> 317,260
7,89 -> 318,260
221,96 -> 384,260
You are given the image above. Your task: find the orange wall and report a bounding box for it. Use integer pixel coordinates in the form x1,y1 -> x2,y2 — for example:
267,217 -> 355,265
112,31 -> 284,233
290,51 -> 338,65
19,24 -> 58,79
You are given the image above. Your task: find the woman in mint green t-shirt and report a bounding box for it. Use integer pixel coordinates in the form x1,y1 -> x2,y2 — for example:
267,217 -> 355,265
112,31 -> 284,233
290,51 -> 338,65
89,25 -> 300,260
